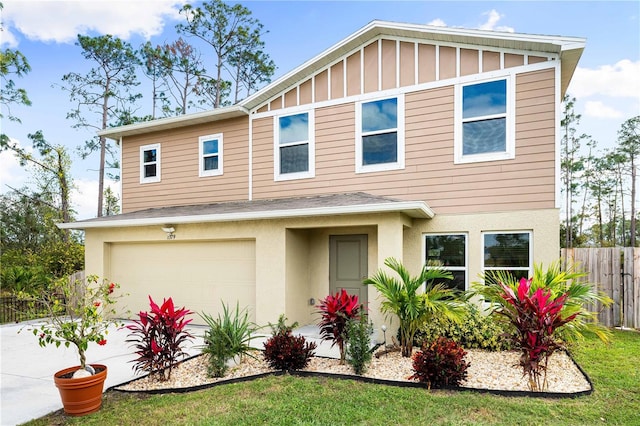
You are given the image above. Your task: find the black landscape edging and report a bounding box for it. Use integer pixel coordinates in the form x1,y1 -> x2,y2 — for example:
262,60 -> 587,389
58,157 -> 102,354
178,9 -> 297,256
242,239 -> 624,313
107,351 -> 593,399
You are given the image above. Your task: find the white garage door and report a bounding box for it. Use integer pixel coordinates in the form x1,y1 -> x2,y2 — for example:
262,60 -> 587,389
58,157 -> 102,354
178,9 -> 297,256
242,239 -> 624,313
109,240 -> 256,324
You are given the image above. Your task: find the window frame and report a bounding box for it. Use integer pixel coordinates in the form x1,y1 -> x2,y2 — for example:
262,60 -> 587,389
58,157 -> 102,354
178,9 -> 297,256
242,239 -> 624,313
481,230 -> 533,281
355,95 -> 405,173
454,75 -> 515,164
198,133 -> 224,177
424,233 -> 468,292
274,110 -> 315,181
140,143 -> 161,184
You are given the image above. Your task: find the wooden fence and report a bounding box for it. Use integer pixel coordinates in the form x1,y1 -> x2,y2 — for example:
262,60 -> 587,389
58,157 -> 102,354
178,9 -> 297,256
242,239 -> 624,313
562,248 -> 640,329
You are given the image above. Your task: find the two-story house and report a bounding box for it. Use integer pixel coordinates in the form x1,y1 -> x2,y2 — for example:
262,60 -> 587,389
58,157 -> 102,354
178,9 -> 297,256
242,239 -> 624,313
60,21 -> 585,334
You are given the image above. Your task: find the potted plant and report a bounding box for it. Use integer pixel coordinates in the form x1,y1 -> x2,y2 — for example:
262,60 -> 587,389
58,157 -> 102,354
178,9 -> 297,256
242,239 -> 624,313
21,274 -> 122,416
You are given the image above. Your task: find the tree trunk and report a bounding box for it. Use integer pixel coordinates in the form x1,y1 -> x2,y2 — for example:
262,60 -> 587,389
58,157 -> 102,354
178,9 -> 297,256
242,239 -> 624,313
632,159 -> 637,246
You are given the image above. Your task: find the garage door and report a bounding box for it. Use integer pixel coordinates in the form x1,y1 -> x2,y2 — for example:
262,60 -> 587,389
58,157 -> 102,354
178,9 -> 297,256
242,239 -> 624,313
109,240 -> 256,324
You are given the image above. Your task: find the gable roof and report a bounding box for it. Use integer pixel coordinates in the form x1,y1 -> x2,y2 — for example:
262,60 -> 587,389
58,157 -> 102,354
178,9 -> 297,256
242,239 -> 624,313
99,20 -> 585,141
58,192 -> 434,229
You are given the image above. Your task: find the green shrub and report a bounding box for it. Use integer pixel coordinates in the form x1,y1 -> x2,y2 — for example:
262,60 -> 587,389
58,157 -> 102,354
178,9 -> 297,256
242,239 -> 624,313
345,314 -> 373,375
200,302 -> 258,378
409,337 -> 469,388
415,303 -> 512,351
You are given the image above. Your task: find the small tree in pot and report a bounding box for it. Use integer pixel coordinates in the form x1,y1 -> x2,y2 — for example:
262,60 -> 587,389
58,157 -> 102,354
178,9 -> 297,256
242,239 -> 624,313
20,274 -> 123,415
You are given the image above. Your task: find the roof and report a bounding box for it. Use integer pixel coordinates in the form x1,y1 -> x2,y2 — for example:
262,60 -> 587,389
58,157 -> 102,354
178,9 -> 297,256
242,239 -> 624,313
58,193 -> 435,230
99,20 -> 585,140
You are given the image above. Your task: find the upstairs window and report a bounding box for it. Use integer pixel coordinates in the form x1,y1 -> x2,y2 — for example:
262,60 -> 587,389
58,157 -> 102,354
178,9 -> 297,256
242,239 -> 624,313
356,96 -> 405,173
455,77 -> 514,164
140,143 -> 160,184
275,111 -> 314,180
199,133 -> 223,177
482,231 -> 532,284
425,234 -> 467,292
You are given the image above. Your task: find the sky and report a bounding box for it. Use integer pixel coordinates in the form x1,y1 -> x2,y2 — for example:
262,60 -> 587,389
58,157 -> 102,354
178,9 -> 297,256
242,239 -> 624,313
1,0 -> 639,220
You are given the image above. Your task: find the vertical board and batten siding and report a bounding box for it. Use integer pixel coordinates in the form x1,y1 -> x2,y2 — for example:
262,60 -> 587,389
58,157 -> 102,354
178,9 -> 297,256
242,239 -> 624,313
258,37 -> 550,112
121,117 -> 249,213
562,248 -> 640,329
251,68 -> 556,214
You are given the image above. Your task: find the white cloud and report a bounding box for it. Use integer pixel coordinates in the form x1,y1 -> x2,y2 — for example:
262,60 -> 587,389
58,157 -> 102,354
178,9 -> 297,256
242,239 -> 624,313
570,59 -> 640,99
425,9 -> 514,32
1,0 -> 184,45
478,10 -> 514,33
427,18 -> 447,27
583,101 -> 624,119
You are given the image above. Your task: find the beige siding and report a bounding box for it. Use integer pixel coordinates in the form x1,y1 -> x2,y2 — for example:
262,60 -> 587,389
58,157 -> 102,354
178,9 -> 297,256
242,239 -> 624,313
251,38 -> 553,112
331,60 -> 344,99
460,48 -> 479,76
346,51 -> 361,96
284,87 -> 297,108
363,41 -> 378,93
299,79 -> 312,105
251,68 -> 556,214
315,70 -> 329,102
121,117 -> 249,212
418,44 -> 436,83
483,51 -> 500,72
505,53 -> 525,68
381,39 -> 396,90
439,46 -> 456,79
399,41 -> 415,87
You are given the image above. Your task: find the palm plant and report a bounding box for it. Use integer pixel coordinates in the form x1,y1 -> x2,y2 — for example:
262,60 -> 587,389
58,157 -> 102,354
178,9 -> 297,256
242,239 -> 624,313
475,261 -> 612,344
364,257 -> 466,357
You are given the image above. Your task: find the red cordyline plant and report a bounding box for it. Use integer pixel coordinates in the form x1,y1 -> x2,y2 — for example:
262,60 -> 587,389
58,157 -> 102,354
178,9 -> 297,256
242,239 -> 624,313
125,296 -> 193,381
496,277 -> 578,391
317,289 -> 361,364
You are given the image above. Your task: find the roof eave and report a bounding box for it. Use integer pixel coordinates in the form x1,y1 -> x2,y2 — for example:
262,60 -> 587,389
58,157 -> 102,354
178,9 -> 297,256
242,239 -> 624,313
57,201 -> 434,230
98,105 -> 249,140
241,20 -> 586,110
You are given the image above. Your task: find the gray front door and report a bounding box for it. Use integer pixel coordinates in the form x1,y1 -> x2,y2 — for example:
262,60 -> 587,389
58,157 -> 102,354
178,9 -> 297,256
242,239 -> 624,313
329,235 -> 368,308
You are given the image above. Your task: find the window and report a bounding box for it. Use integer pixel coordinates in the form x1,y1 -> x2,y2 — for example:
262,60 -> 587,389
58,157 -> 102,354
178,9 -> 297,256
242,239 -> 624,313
275,111 -> 314,180
199,133 -> 223,177
140,143 -> 160,183
356,96 -> 405,173
425,234 -> 467,291
482,231 -> 532,284
455,77 -> 514,163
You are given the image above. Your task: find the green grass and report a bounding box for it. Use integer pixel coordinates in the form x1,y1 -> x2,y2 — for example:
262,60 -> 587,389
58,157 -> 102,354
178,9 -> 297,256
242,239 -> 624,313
25,330 -> 640,426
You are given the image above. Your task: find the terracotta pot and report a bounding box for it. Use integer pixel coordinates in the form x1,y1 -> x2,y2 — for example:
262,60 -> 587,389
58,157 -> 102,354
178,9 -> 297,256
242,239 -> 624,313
53,364 -> 107,416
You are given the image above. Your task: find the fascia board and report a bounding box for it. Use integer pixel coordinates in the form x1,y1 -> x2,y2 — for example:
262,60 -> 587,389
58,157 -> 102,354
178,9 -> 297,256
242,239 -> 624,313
56,201 -> 434,230
98,105 -> 249,140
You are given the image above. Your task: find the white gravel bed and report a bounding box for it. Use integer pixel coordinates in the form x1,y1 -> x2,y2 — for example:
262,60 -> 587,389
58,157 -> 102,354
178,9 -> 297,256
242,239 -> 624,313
115,348 -> 590,394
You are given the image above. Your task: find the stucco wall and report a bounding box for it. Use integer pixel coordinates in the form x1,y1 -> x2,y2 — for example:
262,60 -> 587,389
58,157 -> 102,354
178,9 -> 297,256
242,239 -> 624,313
84,208 -> 558,339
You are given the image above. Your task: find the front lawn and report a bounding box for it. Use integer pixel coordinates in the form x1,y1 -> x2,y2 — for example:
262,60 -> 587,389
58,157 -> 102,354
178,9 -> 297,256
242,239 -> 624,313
25,329 -> 640,426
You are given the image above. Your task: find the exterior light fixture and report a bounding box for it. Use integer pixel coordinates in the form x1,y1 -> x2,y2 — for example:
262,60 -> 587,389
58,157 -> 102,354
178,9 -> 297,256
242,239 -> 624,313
381,324 -> 387,350
161,226 -> 176,240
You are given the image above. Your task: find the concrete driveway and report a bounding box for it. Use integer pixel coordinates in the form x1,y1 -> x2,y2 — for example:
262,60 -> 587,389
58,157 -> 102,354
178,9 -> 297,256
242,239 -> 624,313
0,320 -> 206,426
0,320 -> 340,425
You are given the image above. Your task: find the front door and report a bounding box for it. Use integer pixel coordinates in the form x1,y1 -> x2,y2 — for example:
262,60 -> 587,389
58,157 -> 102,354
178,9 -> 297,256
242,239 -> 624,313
329,235 -> 368,308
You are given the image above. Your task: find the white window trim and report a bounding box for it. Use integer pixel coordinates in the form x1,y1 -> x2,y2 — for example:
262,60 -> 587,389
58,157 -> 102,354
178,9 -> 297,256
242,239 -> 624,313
454,75 -> 515,164
355,94 -> 405,173
424,233 -> 468,291
199,133 -> 223,177
140,143 -> 161,184
481,230 -> 533,278
274,110 -> 315,181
